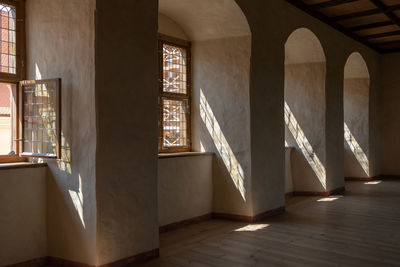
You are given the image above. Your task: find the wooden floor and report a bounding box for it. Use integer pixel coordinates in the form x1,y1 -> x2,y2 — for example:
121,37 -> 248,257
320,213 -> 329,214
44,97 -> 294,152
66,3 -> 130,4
142,180 -> 400,267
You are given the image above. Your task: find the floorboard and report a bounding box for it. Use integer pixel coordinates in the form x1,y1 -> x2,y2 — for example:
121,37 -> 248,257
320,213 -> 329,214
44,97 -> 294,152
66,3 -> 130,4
141,180 -> 400,267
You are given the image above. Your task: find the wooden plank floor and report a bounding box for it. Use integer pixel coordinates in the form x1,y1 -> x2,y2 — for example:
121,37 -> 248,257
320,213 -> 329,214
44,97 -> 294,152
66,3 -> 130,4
142,180 -> 400,266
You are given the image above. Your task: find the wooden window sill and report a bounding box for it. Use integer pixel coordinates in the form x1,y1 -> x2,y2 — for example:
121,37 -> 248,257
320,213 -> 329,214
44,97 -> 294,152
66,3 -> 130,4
158,152 -> 214,159
0,162 -> 47,170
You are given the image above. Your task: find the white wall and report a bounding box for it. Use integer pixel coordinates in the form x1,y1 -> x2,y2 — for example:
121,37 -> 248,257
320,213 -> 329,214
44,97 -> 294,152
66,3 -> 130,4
0,167 -> 47,266
158,154 -> 213,227
26,0 -> 97,264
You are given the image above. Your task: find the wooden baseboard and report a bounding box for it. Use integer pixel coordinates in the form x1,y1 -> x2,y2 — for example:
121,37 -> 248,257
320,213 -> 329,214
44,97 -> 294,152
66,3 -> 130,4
291,186 -> 345,197
98,249 -> 159,267
285,192 -> 294,198
46,257 -> 92,267
8,257 -> 47,267
345,177 -> 373,181
212,206 -> 285,223
159,214 -> 212,233
10,249 -> 160,267
379,175 -> 400,180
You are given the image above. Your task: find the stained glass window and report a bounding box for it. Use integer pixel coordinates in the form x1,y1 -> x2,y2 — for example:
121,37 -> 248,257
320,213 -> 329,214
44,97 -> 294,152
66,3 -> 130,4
159,37 -> 191,152
0,3 -> 16,74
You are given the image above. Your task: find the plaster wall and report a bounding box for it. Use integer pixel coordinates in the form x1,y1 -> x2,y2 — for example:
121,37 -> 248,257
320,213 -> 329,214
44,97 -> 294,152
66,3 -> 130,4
344,78 -> 370,178
158,154 -> 213,226
191,36 -> 252,216
233,0 -> 380,209
285,147 -> 294,194
285,62 -> 326,192
380,53 -> 400,175
26,0 -> 97,264
0,167 -> 47,266
158,11 -> 252,216
95,0 -> 159,265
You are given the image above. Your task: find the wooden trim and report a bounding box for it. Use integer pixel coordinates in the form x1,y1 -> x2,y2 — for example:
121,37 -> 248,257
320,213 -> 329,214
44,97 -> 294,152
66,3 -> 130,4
7,257 -> 47,267
159,214 -> 212,233
0,162 -> 46,170
158,33 -> 190,47
345,177 -> 373,181
292,186 -> 345,197
379,175 -> 400,180
0,155 -> 27,163
98,249 -> 160,267
46,257 -> 92,267
212,206 -> 285,223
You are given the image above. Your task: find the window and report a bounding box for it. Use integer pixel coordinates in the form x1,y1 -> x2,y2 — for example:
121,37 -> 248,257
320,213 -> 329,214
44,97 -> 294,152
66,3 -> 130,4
20,79 -> 61,158
158,35 -> 191,153
0,0 -> 25,163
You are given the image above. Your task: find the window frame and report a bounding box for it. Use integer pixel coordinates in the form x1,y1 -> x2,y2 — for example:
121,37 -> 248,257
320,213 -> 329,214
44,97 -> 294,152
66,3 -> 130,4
158,34 -> 192,153
0,0 -> 25,163
19,78 -> 61,159
0,0 -> 26,83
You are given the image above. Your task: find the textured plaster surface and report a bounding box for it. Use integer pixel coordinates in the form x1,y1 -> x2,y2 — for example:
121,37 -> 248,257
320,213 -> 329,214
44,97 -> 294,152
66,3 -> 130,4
380,53 -> 400,175
26,0 -> 97,265
158,155 -> 213,226
344,78 -> 370,178
0,167 -> 47,266
191,36 -> 252,216
285,147 -> 294,194
95,0 -> 159,265
285,62 -> 327,192
344,53 -> 370,178
159,0 -> 250,41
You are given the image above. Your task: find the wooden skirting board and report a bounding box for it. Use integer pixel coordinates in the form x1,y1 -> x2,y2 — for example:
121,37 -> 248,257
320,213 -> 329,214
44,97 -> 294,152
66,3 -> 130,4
8,250 -> 160,267
286,186 -> 345,198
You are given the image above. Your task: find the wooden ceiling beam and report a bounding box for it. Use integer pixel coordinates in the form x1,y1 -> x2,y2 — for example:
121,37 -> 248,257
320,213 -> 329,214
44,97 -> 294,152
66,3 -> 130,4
310,0 -> 358,9
285,0 -> 382,52
369,0 -> 400,27
363,30 -> 400,39
348,21 -> 394,31
332,4 -> 400,21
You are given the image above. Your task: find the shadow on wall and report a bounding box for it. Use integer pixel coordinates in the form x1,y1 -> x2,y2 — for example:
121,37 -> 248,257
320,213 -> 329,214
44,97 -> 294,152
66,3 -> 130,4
200,89 -> 245,200
285,102 -> 326,189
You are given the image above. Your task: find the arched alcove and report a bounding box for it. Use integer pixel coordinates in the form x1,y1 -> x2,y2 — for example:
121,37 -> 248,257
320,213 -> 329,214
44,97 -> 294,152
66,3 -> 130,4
284,28 -> 327,194
158,0 -> 254,221
344,52 -> 370,178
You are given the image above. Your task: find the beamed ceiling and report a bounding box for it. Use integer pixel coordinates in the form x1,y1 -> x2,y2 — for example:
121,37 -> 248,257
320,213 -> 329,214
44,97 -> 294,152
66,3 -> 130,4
285,0 -> 400,53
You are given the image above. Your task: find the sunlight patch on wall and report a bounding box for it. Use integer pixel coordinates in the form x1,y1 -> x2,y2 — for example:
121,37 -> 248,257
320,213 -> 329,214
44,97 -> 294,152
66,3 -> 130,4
344,123 -> 369,176
35,63 -> 42,80
285,102 -> 326,189
68,175 -> 85,228
200,89 -> 245,200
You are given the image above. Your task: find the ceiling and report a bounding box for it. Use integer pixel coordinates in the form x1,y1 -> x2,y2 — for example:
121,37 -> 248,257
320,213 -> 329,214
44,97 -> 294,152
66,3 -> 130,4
285,0 -> 400,53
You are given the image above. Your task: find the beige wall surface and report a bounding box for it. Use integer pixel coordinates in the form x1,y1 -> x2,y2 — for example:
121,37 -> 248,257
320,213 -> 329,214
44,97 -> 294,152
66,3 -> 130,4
0,167 -> 47,266
158,155 -> 213,227
285,62 -> 327,192
344,78 -> 370,178
380,53 -> 400,175
191,36 -> 252,216
26,0 -> 97,265
159,7 -> 253,216
95,0 -> 159,266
